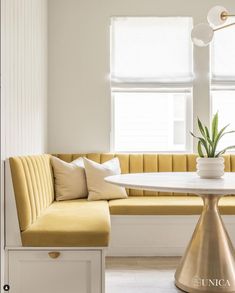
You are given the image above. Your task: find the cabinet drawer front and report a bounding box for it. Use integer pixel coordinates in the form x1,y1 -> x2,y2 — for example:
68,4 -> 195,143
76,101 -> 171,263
9,250 -> 102,293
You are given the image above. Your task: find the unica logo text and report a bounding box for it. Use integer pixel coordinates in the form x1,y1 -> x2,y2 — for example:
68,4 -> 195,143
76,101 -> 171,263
193,276 -> 231,288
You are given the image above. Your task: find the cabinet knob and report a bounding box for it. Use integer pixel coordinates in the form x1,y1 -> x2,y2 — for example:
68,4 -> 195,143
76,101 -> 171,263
48,251 -> 60,259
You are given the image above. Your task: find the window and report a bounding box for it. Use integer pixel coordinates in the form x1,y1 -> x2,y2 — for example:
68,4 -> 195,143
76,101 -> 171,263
113,92 -> 188,151
211,24 -> 235,149
110,17 -> 193,152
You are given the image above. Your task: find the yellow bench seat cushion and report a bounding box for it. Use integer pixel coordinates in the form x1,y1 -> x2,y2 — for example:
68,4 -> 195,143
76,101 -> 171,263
21,200 -> 110,247
109,196 -> 235,215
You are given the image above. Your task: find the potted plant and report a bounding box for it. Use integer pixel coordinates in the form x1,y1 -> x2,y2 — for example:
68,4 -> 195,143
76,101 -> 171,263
191,113 -> 235,179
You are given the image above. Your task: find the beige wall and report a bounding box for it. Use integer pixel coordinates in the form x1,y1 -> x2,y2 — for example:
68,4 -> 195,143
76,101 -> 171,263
48,0 -> 235,153
1,0 -> 48,285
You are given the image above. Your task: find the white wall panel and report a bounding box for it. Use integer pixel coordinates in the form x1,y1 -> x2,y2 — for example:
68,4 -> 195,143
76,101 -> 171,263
1,0 -> 48,288
1,0 -> 47,158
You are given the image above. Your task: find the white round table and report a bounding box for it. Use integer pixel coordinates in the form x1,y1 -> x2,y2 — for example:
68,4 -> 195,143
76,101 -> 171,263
105,172 -> 235,293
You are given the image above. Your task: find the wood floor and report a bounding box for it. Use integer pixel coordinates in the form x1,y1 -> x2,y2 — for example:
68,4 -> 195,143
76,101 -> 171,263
106,257 -> 183,293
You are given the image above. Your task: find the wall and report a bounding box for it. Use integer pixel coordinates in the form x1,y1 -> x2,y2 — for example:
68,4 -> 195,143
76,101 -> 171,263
1,0 -> 48,287
48,0 -> 235,153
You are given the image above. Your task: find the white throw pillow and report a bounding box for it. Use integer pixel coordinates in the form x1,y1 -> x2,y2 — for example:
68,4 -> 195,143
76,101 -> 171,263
83,157 -> 127,201
51,156 -> 87,201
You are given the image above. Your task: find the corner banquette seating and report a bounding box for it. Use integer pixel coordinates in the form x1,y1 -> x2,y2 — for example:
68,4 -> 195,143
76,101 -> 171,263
10,154 -> 110,247
6,153 -> 235,293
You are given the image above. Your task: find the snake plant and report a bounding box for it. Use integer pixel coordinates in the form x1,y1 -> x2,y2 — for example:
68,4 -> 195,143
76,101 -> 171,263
190,113 -> 235,158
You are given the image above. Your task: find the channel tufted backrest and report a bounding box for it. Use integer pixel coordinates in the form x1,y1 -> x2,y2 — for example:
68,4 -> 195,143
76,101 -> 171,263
54,153 -> 235,196
9,154 -> 54,231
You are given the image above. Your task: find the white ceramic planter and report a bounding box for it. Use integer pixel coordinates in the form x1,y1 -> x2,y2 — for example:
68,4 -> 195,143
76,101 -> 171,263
196,157 -> 225,179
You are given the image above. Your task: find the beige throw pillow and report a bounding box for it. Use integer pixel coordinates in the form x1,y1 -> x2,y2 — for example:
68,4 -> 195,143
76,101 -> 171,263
83,157 -> 127,201
51,156 -> 88,201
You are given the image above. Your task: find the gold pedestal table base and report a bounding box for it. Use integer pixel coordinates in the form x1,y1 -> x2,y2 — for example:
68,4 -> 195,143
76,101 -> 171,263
175,194 -> 235,292
105,173 -> 235,292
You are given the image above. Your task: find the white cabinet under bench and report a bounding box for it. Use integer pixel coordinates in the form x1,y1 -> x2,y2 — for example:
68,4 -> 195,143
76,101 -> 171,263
5,248 -> 105,293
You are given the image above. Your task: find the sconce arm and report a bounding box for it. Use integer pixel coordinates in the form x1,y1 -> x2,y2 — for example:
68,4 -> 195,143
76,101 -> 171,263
214,21 -> 235,32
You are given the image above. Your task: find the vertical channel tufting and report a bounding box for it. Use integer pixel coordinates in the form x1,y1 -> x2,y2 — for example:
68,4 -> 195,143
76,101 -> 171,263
39,156 -> 49,209
45,156 -> 52,206
9,155 -> 54,231
101,153 -> 115,163
44,155 -> 54,204
55,153 -> 235,197
158,155 -> 173,195
20,157 -> 37,224
173,155 -> 187,172
114,154 -> 130,174
143,154 -> 158,196
129,154 -> 144,196
25,157 -> 40,217
72,154 -> 86,161
9,157 -> 32,231
36,157 -> 45,210
158,154 -> 173,172
36,155 -> 53,214
57,154 -> 73,162
40,156 -> 51,209
187,154 -> 197,171
223,155 -> 231,171
173,155 -> 187,196
115,154 -> 130,195
231,155 -> 235,172
187,154 -> 197,196
87,153 -> 101,163
33,157 -> 45,212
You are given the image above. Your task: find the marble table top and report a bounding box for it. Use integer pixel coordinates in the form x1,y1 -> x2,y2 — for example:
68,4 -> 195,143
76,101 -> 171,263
105,172 -> 235,195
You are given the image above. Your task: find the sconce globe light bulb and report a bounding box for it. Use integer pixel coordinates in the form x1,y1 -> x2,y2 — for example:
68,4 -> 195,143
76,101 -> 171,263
191,23 -> 214,47
207,6 -> 228,27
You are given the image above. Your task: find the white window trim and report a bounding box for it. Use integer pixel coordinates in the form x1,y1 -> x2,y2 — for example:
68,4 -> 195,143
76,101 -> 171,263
210,80 -> 235,154
110,16 -> 195,153
109,16 -> 212,154
111,81 -> 193,90
210,32 -> 235,148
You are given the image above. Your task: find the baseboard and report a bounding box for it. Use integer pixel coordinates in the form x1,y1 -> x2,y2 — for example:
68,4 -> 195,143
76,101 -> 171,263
107,215 -> 235,256
107,246 -> 186,256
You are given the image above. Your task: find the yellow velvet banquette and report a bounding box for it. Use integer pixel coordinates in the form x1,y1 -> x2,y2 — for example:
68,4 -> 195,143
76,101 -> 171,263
9,153 -> 235,247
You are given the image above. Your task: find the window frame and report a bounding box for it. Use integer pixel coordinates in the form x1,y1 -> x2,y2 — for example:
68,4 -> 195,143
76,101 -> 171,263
110,87 -> 193,153
210,26 -> 235,152
110,16 -> 194,153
